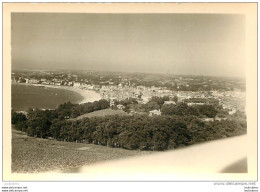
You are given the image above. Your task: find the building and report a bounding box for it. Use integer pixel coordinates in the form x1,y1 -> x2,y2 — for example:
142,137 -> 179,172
149,109 -> 161,116
73,82 -> 81,88
110,100 -> 115,107
117,104 -> 125,110
187,102 -> 204,106
203,118 -> 214,122
229,109 -> 237,115
163,101 -> 176,105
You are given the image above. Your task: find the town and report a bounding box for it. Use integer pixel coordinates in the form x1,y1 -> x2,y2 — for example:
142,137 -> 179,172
12,70 -> 246,119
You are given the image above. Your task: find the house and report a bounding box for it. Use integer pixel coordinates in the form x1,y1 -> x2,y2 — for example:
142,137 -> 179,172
117,104 -> 125,110
68,81 -> 73,86
149,109 -> 161,116
229,109 -> 237,115
73,82 -> 81,88
187,102 -> 204,106
215,117 -> 227,121
110,100 -> 115,107
203,118 -> 214,122
141,96 -> 149,104
163,101 -> 176,105
55,82 -> 61,86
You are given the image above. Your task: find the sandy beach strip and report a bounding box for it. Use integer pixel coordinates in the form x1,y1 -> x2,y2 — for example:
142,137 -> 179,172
13,83 -> 102,104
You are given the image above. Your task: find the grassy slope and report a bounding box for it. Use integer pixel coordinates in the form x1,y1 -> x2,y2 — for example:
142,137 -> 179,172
12,129 -> 151,173
69,108 -> 128,121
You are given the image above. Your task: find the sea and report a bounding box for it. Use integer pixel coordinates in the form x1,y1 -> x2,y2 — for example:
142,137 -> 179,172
12,84 -> 84,111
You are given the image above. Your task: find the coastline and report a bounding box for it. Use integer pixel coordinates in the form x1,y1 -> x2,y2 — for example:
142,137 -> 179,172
12,83 -> 102,105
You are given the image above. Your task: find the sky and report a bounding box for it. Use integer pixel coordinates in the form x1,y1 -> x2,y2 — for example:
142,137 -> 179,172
11,13 -> 245,77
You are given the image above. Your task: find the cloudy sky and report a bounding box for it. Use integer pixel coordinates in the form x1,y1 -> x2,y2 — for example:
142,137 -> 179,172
12,13 -> 245,77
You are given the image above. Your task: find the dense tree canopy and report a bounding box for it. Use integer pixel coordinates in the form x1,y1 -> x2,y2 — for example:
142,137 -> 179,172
12,98 -> 247,151
161,103 -> 218,118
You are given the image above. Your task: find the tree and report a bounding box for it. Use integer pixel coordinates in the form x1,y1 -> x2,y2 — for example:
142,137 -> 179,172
71,108 -> 81,118
187,106 -> 200,116
196,105 -> 218,118
123,105 -> 130,113
15,121 -> 27,131
172,95 -> 178,103
152,131 -> 168,150
11,110 -> 27,125
150,96 -> 165,107
176,103 -> 189,116
161,104 -> 177,115
50,119 -> 63,139
98,99 -> 110,109
144,101 -> 160,112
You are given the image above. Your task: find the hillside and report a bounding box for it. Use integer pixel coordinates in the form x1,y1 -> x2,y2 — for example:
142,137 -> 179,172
12,129 -> 151,173
69,108 -> 128,121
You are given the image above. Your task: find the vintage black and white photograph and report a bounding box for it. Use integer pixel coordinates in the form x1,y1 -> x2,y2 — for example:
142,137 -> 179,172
3,3 -> 257,182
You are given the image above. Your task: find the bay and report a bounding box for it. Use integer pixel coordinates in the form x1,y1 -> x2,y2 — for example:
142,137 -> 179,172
12,84 -> 84,111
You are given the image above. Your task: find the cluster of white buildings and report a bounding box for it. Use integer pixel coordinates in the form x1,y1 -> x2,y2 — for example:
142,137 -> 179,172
13,77 -> 99,90
73,82 -> 99,90
213,91 -> 246,114
99,83 -> 245,116
100,84 -> 178,104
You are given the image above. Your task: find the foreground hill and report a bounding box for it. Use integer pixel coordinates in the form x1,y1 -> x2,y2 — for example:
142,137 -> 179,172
12,129 -> 151,173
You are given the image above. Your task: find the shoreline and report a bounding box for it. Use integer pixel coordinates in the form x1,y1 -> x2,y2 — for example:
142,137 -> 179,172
12,83 -> 102,105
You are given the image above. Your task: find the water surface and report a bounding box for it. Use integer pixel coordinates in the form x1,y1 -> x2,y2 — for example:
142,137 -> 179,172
12,84 -> 84,111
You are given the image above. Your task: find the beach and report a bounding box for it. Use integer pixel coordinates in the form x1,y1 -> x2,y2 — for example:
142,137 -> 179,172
36,84 -> 102,104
